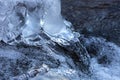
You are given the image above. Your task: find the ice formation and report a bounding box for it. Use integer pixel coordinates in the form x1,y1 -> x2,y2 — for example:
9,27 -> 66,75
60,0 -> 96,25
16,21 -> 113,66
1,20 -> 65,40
0,0 -> 79,45
40,0 -> 79,45
0,0 -> 88,79
0,0 -> 90,73
2,0 -> 120,80
11,64 -> 49,80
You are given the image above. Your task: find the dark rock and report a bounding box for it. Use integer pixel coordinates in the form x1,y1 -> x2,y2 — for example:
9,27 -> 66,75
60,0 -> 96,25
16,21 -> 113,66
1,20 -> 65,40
61,0 -> 120,46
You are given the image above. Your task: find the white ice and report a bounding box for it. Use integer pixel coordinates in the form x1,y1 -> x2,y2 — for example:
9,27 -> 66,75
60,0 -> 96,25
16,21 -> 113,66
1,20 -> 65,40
40,0 -> 79,45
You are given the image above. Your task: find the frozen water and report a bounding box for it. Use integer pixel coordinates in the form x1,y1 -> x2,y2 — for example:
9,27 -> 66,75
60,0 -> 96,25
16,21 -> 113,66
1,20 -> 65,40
33,37 -> 120,80
0,49 -> 24,59
8,36 -> 120,80
0,0 -> 120,80
40,0 -> 77,44
0,0 -> 79,45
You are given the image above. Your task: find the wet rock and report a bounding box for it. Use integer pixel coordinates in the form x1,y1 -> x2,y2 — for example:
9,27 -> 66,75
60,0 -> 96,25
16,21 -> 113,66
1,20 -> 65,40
61,0 -> 120,46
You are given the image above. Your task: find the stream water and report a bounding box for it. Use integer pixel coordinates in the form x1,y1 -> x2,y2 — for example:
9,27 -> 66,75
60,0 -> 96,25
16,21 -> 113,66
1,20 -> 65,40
0,0 -> 120,80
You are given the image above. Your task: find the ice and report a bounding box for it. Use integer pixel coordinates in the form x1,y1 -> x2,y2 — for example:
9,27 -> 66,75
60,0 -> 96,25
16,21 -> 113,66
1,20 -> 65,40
0,0 -> 90,77
22,14 -> 41,38
40,0 -> 79,45
0,49 -> 24,59
0,0 -> 79,45
11,64 -> 49,80
41,0 -> 63,35
1,0 -> 120,80
30,62 -> 80,80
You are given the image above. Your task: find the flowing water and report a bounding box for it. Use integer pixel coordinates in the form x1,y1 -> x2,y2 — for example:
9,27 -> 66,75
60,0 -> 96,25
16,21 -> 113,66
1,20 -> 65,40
0,0 -> 120,80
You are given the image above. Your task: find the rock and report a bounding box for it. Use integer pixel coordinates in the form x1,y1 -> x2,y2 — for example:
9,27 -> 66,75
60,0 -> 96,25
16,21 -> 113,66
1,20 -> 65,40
61,0 -> 120,46
0,0 -> 120,80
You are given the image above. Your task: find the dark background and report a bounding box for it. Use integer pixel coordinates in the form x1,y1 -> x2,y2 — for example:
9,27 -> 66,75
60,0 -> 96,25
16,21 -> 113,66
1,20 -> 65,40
61,0 -> 120,46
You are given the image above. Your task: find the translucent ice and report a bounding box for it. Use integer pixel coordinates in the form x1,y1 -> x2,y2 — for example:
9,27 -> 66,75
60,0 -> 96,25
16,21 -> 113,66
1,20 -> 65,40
40,0 -> 79,45
0,0 -> 90,74
0,0 -> 79,45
